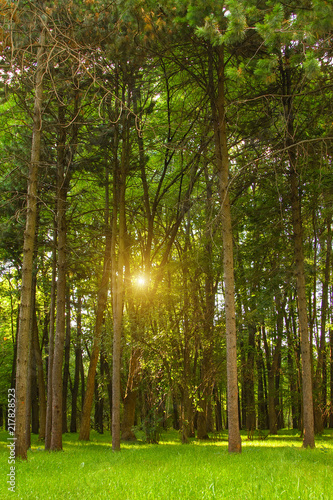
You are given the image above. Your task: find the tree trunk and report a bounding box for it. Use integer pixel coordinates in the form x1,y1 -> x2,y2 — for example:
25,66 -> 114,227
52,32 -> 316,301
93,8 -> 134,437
79,160 -> 111,440
172,396 -> 180,430
256,334 -> 267,430
79,249 -> 111,440
285,307 -> 299,430
111,148 -> 126,452
15,30 -> 45,460
244,324 -> 256,436
209,44 -> 241,453
214,386 -> 223,432
62,288 -> 71,434
262,296 -> 284,435
180,219 -> 194,444
45,217 -> 57,449
313,216 -> 331,431
25,279 -> 37,449
31,335 -> 39,435
121,348 -> 141,441
281,56 -> 315,447
197,397 -> 209,440
329,289 -> 333,429
94,365 -> 104,434
70,295 -> 82,433
50,102 -> 69,451
32,310 -> 46,441
290,169 -> 315,447
181,387 -> 193,444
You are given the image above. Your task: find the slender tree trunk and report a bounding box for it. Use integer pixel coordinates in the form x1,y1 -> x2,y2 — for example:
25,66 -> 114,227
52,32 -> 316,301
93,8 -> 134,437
79,163 -> 111,440
50,102 -> 69,451
94,356 -> 104,434
197,395 -> 209,440
112,140 -> 126,452
121,348 -> 141,441
30,348 -> 39,435
180,219 -> 194,444
263,324 -> 278,435
285,307 -> 299,430
197,171 -> 216,441
329,289 -> 333,429
45,218 -> 57,449
214,386 -> 222,432
32,309 -> 46,441
102,355 -> 112,430
25,276 -> 37,448
256,333 -> 267,430
243,321 -> 256,436
262,297 -> 284,434
281,56 -> 315,448
314,216 -> 331,431
209,44 -> 241,453
79,255 -> 111,439
15,30 -> 45,460
62,288 -> 71,434
70,295 -> 82,433
290,168 -> 315,447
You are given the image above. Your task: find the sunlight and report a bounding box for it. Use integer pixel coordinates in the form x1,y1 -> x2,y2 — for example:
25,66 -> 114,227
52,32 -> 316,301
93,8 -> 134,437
135,275 -> 146,287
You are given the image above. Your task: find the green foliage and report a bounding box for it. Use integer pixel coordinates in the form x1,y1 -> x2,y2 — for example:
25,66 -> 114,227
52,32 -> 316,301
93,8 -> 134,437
222,0 -> 248,44
256,3 -> 285,47
196,14 -> 223,46
303,52 -> 321,79
254,57 -> 278,83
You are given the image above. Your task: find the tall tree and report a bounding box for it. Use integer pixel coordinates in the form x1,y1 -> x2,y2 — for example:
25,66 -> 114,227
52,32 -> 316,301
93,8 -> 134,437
50,99 -> 70,451
14,27 -> 45,460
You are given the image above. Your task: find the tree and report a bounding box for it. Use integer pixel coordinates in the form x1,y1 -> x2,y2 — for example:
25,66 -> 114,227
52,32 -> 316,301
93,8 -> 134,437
14,26 -> 45,460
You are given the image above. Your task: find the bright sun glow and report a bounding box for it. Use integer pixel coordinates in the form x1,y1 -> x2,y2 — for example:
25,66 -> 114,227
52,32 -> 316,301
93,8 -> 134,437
136,276 -> 146,286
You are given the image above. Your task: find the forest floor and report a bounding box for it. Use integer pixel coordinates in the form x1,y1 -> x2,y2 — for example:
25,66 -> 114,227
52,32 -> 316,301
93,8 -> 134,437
0,428 -> 332,499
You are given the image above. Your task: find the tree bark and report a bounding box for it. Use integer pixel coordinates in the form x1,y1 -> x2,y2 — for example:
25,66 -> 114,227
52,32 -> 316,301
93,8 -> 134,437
112,137 -> 126,452
281,55 -> 315,448
94,361 -> 104,434
329,289 -> 333,429
313,216 -> 331,431
121,348 -> 141,440
285,306 -> 300,430
15,30 -> 45,460
290,168 -> 315,447
79,165 -> 112,440
256,333 -> 268,430
32,310 -> 46,441
50,102 -> 69,451
209,44 -> 241,453
62,288 -> 71,434
244,324 -> 256,436
262,296 -> 284,434
45,217 -> 57,449
70,295 -> 82,433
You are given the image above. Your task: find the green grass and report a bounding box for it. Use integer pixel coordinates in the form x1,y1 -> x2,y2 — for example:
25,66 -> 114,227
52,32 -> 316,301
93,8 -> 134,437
1,429 -> 333,499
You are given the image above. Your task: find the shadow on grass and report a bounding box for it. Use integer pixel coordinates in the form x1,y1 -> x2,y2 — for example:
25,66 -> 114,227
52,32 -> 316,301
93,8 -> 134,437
1,428 -> 332,456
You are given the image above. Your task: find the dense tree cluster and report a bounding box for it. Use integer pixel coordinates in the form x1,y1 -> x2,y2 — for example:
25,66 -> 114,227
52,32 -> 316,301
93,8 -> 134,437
0,0 -> 332,458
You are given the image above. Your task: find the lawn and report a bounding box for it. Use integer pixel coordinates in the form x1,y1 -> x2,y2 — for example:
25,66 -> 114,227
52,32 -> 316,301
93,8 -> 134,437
1,429 -> 332,499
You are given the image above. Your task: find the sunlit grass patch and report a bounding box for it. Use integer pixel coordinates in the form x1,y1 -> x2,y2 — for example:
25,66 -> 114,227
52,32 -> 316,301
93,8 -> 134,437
0,429 -> 332,499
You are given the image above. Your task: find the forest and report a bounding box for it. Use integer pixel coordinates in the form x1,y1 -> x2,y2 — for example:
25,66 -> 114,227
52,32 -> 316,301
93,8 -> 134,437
0,0 -> 333,482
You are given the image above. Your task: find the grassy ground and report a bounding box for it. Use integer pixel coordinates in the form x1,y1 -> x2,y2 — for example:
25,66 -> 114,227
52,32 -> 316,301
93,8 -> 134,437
1,429 -> 333,499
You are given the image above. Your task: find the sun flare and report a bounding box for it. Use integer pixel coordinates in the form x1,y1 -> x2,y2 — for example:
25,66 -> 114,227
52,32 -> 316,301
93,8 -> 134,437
135,276 -> 146,286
